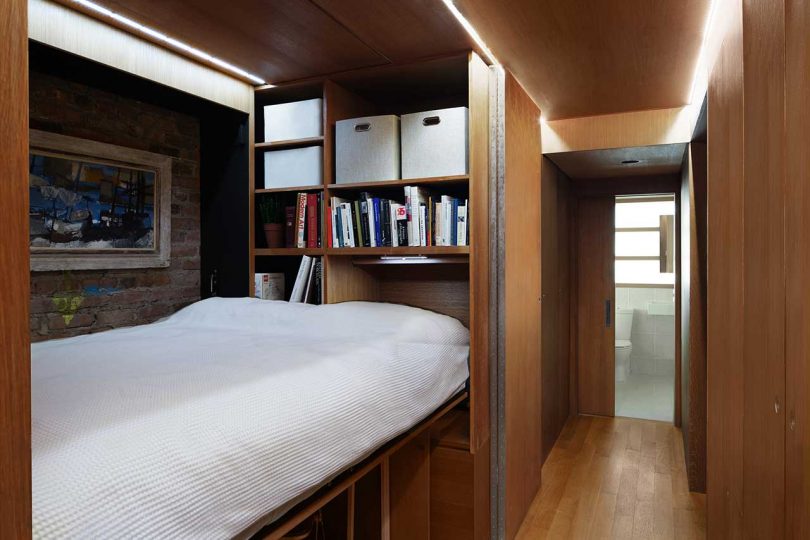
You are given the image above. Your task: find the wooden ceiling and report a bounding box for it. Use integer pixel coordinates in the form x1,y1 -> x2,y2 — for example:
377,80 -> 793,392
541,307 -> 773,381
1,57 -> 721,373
547,144 -> 687,179
59,0 -> 711,120
62,0 -> 475,84
455,0 -> 711,119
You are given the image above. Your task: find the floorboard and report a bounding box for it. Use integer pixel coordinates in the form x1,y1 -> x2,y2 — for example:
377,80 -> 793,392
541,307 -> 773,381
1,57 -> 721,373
515,415 -> 706,539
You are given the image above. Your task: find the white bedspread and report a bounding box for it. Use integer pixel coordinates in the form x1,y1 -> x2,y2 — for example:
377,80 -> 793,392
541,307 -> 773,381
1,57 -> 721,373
32,298 -> 469,539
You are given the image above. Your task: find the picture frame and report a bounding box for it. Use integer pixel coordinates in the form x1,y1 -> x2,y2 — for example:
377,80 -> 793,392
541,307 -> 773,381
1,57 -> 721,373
29,130 -> 172,271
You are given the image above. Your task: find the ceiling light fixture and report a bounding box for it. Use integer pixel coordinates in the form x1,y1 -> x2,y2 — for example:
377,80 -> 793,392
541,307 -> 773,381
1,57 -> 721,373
688,0 -> 719,104
440,0 -> 499,65
71,0 -> 266,85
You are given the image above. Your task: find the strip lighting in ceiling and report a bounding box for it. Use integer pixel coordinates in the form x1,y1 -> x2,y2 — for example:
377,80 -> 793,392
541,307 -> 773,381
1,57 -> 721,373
440,0 -> 499,65
71,0 -> 266,85
688,0 -> 719,104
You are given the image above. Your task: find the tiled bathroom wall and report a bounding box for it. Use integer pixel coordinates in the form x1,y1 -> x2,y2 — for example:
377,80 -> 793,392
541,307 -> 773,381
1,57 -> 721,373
616,287 -> 675,376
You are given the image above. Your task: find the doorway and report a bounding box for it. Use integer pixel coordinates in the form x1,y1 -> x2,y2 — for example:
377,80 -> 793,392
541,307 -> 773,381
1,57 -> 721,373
575,193 -> 677,422
614,195 -> 676,421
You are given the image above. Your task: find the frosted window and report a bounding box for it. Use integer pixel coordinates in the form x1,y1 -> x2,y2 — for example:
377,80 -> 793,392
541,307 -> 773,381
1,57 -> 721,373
615,260 -> 674,285
615,231 -> 660,256
615,200 -> 675,228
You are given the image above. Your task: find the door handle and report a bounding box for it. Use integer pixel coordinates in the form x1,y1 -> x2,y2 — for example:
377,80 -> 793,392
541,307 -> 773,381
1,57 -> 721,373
605,299 -> 611,328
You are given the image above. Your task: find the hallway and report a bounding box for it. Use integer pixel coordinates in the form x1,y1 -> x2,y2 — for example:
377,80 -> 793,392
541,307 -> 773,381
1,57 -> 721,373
515,415 -> 706,539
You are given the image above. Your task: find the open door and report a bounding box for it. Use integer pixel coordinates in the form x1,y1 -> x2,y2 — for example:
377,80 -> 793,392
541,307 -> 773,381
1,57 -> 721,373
576,197 -> 615,416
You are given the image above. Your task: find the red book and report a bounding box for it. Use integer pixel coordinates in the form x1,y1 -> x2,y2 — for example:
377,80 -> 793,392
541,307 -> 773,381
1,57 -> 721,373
306,193 -> 318,248
325,205 -> 332,248
295,193 -> 307,248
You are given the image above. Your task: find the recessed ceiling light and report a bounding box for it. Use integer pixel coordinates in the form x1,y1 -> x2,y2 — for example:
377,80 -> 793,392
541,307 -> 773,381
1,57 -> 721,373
440,0 -> 499,65
71,0 -> 266,85
621,159 -> 640,164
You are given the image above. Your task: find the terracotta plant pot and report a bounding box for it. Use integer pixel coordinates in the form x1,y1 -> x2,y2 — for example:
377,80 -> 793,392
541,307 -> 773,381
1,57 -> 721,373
263,223 -> 284,248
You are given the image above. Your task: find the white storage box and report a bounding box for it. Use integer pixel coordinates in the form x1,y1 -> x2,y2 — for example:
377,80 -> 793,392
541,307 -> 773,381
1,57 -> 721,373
401,107 -> 469,179
263,98 -> 323,143
263,146 -> 323,189
336,115 -> 401,183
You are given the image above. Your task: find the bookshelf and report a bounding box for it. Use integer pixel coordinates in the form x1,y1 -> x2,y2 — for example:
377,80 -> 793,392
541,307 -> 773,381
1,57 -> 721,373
250,50 -> 489,446
249,50 -> 492,539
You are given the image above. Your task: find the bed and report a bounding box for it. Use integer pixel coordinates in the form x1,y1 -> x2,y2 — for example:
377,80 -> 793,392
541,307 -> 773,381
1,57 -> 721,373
31,298 -> 469,539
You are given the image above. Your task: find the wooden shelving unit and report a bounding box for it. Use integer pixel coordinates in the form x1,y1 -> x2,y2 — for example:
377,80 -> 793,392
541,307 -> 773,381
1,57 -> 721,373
249,51 -> 492,540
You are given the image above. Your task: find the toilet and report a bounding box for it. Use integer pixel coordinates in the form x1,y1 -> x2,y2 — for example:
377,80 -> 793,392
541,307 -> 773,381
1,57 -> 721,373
615,308 -> 634,382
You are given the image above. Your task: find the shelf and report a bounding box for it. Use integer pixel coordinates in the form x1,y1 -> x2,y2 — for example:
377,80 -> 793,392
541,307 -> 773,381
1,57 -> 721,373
326,246 -> 469,256
255,248 -> 325,256
326,175 -> 469,192
255,136 -> 324,151
255,185 -> 324,195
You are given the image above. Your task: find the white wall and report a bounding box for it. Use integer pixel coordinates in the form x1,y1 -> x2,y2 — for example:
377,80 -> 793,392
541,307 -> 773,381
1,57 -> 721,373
616,286 -> 675,376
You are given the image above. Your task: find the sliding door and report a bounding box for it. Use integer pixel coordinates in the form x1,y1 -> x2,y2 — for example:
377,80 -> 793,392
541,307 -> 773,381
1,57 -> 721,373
576,197 -> 615,416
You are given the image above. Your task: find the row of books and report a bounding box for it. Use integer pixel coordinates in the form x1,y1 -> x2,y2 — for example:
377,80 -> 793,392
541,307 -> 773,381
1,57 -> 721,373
290,256 -> 322,304
328,187 -> 468,248
284,192 -> 323,248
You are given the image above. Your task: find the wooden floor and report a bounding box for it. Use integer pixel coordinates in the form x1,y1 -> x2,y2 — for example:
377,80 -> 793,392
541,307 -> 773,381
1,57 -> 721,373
515,415 -> 706,539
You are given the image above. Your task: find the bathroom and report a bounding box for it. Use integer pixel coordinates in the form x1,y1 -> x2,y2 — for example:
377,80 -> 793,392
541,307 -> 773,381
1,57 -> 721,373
614,196 -> 676,422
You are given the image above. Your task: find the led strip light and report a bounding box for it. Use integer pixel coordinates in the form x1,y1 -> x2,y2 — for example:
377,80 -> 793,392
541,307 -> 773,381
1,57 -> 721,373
440,0 -> 499,65
71,0 -> 266,85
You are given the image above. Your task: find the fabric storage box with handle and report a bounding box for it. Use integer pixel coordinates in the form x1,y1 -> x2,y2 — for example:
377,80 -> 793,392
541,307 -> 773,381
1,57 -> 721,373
263,98 -> 323,143
401,107 -> 469,179
336,115 -> 400,183
263,146 -> 323,189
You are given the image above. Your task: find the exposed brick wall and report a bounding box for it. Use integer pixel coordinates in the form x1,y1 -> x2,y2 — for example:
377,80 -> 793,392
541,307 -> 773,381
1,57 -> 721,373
29,72 -> 201,342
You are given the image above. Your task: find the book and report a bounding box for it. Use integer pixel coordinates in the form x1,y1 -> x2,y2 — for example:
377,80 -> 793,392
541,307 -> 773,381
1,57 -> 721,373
353,200 -> 364,248
290,256 -> 313,302
381,199 -> 391,247
284,206 -> 296,248
316,192 -> 323,247
372,197 -> 383,247
419,204 -> 427,246
389,202 -> 399,247
254,273 -> 284,300
341,202 -> 354,247
406,186 -> 429,246
451,197 -> 459,246
331,197 -> 351,248
457,200 -> 468,246
313,257 -> 322,304
359,198 -> 371,247
295,192 -> 307,248
326,202 -> 334,248
395,204 -> 408,246
366,194 -> 377,247
303,257 -> 317,303
306,193 -> 318,248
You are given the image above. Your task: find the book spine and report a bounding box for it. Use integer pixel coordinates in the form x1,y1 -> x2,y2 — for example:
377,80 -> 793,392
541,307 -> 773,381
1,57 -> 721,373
360,199 -> 371,247
296,193 -> 307,248
457,202 -> 467,246
353,200 -> 364,248
285,206 -> 296,248
388,201 -> 399,247
419,204 -> 427,246
405,186 -> 417,246
381,199 -> 391,247
451,198 -> 459,246
349,202 -> 360,247
373,198 -> 382,247
341,203 -> 354,247
317,192 -> 323,247
306,193 -> 318,248
334,202 -> 343,248
289,255 -> 312,302
314,258 -> 322,305
464,198 -> 470,245
367,196 -> 377,247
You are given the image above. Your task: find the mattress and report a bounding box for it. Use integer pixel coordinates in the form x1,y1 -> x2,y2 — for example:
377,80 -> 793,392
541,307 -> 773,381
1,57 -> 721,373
32,298 -> 469,539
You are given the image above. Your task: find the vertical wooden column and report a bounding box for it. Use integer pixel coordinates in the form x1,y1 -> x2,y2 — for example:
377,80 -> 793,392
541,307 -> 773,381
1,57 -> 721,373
502,71 -> 543,540
0,0 -> 31,535
785,0 -> 810,535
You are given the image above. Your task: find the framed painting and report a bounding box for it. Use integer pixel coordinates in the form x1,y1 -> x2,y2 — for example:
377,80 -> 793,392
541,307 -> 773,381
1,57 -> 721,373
29,130 -> 172,271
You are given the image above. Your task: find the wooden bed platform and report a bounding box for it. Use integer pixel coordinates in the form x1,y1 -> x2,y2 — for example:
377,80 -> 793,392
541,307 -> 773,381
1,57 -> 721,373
244,391 -> 469,540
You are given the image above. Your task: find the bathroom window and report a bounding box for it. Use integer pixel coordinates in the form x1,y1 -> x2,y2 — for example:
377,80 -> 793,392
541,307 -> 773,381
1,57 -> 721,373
615,196 -> 675,286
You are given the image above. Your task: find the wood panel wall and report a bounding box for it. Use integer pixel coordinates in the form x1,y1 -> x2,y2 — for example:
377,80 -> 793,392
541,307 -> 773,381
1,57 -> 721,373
502,72 -> 543,540
785,0 -> 810,535
707,0 -> 799,535
679,143 -> 707,493
540,158 -> 572,462
0,0 -> 31,535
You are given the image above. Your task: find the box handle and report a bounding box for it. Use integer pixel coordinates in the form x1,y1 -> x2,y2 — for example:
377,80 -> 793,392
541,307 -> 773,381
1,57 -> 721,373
422,116 -> 441,126
354,122 -> 371,132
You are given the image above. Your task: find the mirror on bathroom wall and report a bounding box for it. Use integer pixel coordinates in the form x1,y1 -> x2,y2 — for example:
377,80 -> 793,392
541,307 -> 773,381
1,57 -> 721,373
659,214 -> 674,274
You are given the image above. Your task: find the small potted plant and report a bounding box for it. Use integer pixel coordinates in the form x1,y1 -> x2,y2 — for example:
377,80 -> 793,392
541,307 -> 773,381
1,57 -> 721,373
258,196 -> 284,248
